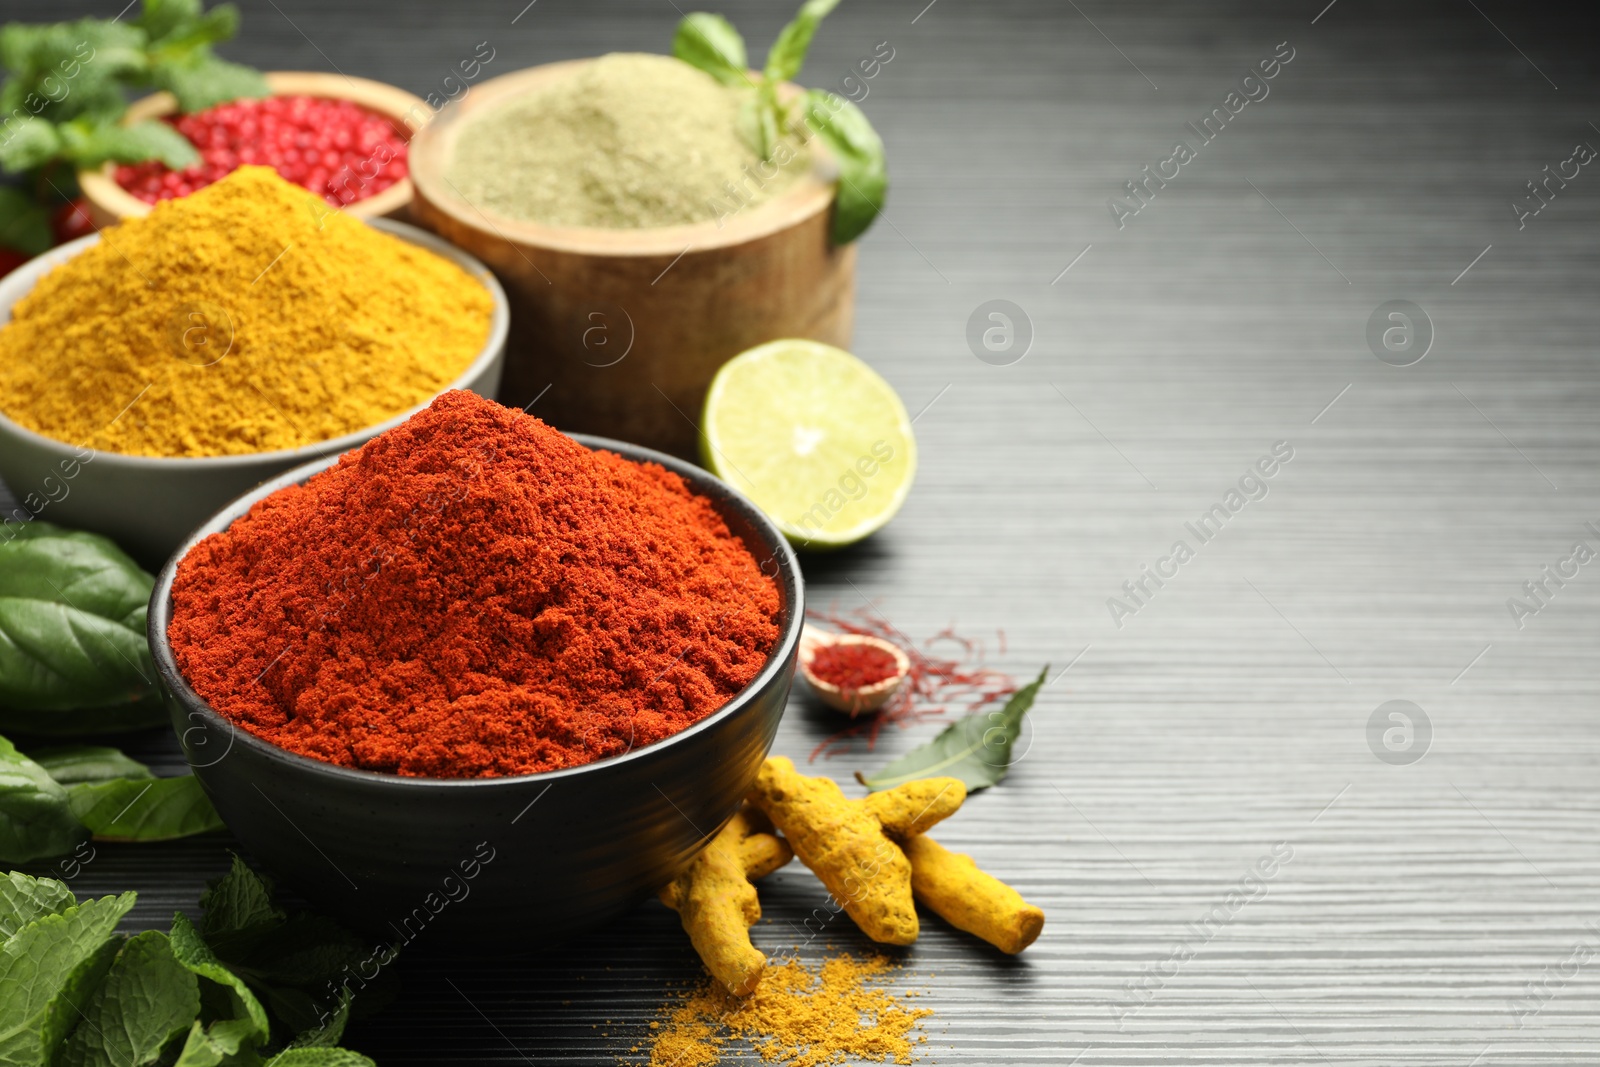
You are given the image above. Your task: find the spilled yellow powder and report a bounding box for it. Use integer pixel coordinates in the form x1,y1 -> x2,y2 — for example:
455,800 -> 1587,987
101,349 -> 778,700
0,166 -> 493,457
646,954 -> 930,1067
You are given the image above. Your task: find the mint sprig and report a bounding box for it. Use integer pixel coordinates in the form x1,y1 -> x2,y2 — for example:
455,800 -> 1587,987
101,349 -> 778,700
671,0 -> 888,243
0,863 -> 380,1066
0,1 -> 268,254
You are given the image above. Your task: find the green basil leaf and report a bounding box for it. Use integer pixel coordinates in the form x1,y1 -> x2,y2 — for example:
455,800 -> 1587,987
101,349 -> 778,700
798,89 -> 887,244
200,853 -> 284,943
29,745 -> 154,786
172,1017 -> 257,1067
858,666 -> 1046,791
152,54 -> 269,113
60,116 -> 199,169
734,91 -> 766,157
0,522 -> 157,717
68,776 -> 223,842
0,871 -> 75,939
671,13 -> 749,88
0,892 -> 136,1065
0,188 -> 51,257
764,0 -> 842,83
0,735 -> 89,864
58,930 -> 200,1067
169,912 -> 270,1045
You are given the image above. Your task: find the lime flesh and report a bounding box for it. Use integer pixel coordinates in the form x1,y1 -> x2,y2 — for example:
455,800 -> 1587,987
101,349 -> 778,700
701,340 -> 917,549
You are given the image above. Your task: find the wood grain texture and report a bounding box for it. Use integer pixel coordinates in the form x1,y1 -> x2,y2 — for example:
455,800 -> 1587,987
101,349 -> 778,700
3,0 -> 1598,1063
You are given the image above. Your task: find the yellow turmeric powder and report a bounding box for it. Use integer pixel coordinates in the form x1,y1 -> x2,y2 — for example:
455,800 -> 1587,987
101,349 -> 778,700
646,954 -> 930,1067
0,166 -> 493,458
659,806 -> 793,995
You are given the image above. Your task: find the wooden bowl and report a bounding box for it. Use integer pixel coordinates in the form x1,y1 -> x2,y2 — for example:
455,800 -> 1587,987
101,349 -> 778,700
798,625 -> 910,717
406,58 -> 857,457
77,71 -> 425,228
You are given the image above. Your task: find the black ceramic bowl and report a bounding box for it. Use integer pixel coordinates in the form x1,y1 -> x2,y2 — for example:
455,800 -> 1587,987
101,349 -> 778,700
148,434 -> 802,946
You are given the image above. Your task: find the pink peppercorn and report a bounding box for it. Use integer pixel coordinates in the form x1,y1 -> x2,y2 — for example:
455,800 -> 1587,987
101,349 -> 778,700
115,95 -> 409,207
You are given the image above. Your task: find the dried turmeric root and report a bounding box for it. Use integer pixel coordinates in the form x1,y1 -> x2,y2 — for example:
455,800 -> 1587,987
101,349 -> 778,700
658,805 -> 793,995
747,756 -> 965,945
904,833 -> 1044,953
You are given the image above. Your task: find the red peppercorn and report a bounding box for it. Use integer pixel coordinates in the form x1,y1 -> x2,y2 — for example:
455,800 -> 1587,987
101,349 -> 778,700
51,198 -> 96,245
115,95 -> 410,207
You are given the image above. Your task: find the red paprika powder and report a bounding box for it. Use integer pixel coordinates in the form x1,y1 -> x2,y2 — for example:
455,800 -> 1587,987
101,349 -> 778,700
167,391 -> 781,778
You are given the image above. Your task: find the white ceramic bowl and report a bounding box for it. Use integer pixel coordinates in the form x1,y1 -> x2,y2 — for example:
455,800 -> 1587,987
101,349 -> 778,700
0,219 -> 508,567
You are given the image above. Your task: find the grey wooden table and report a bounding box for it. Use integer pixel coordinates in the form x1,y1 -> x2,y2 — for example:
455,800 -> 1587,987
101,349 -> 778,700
4,0 -> 1599,1062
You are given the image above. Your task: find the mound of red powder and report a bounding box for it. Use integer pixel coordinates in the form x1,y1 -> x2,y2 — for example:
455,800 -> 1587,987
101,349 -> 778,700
167,391 -> 781,778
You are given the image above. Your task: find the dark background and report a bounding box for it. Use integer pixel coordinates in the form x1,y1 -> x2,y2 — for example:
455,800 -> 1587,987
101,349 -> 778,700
4,0 -> 1600,1062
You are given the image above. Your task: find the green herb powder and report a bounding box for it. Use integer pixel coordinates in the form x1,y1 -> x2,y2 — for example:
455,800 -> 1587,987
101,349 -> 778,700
445,53 -> 809,228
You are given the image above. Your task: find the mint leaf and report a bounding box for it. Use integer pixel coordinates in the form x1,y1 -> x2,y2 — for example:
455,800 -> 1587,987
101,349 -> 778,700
0,20 -> 147,129
266,1049 -> 375,1067
29,746 -> 153,786
220,912 -> 381,1035
169,913 -> 269,1045
672,13 -> 749,87
0,119 -> 64,174
153,54 -> 268,112
0,188 -> 50,256
38,934 -> 119,1067
289,988 -> 351,1049
60,117 -> 198,169
0,892 -> 136,1065
58,930 -> 200,1067
798,89 -> 887,244
171,1017 -> 256,1067
0,735 -> 89,864
134,0 -> 208,45
200,854 -> 284,942
858,666 -> 1046,791
764,0 -> 842,83
0,872 -> 75,939
68,776 -> 223,842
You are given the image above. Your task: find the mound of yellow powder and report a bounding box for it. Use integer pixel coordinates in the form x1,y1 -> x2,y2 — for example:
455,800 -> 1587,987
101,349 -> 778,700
0,166 -> 493,458
645,954 -> 930,1067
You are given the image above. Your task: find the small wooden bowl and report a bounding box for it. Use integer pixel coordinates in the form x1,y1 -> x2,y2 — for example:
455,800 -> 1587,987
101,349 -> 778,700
406,58 -> 857,457
798,626 -> 910,718
77,71 -> 425,228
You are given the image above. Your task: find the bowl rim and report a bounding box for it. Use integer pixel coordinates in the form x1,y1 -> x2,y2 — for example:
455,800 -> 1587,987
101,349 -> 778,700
407,56 -> 840,257
77,70 -> 424,222
148,431 -> 804,790
0,216 -> 509,469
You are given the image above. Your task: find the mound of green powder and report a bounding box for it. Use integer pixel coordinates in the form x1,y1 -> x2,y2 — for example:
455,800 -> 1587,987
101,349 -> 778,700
445,53 -> 809,229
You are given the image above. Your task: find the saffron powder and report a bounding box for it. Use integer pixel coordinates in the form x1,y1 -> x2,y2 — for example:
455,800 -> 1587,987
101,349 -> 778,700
167,391 -> 781,778
809,643 -> 899,690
